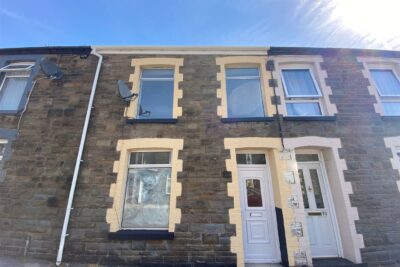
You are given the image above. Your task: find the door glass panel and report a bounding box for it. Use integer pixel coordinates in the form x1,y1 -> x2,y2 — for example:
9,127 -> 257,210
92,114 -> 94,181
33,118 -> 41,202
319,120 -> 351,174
298,169 -> 309,209
236,153 -> 266,164
310,169 -> 325,209
246,179 -> 263,207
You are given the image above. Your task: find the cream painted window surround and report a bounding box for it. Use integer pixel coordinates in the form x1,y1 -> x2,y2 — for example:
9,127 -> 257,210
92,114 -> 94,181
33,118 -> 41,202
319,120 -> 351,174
270,56 -> 337,117
126,58 -> 184,119
107,138 -> 183,232
358,57 -> 400,116
216,56 -> 274,118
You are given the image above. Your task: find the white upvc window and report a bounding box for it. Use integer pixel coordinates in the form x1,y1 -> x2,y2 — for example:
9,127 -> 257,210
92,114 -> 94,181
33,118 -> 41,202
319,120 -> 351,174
0,140 -> 7,161
0,62 -> 34,111
225,67 -> 265,118
121,151 -> 172,230
369,69 -> 400,115
281,68 -> 323,116
137,68 -> 174,119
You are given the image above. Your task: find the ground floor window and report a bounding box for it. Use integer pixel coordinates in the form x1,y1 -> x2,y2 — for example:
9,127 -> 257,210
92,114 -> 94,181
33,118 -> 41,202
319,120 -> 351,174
121,151 -> 172,229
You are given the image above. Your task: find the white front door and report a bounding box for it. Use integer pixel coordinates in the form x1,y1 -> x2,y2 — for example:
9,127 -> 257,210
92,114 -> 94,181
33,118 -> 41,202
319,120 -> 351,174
297,161 -> 339,258
238,166 -> 281,263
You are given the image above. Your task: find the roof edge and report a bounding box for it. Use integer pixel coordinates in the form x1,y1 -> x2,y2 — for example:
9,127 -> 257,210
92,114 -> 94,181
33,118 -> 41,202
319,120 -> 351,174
0,46 -> 92,56
269,46 -> 400,58
93,46 -> 269,55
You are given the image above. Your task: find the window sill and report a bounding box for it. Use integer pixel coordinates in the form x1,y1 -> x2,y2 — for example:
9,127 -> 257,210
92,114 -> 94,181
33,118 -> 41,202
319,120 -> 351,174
126,118 -> 178,124
221,117 -> 275,123
108,230 -> 174,240
283,116 -> 336,121
382,115 -> 400,121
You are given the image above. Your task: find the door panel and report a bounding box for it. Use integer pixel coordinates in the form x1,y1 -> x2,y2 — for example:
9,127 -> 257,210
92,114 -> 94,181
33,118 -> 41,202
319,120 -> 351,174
298,162 -> 339,258
239,167 -> 280,263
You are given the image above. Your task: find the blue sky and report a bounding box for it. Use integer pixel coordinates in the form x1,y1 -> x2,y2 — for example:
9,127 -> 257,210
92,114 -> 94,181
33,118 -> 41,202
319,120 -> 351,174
0,0 -> 399,50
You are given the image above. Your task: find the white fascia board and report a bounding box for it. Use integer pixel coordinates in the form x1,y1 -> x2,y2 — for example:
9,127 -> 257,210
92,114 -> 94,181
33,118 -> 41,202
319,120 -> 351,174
93,46 -> 269,55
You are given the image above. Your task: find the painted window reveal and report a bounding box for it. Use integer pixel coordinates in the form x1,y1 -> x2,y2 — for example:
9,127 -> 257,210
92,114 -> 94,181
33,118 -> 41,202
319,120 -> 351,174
0,62 -> 33,112
281,69 -> 323,116
226,67 -> 264,118
122,151 -> 172,229
370,69 -> 400,115
137,69 -> 174,119
236,153 -> 266,165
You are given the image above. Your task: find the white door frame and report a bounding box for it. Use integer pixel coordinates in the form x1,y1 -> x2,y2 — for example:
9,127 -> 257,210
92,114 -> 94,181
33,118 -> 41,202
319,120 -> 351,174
237,154 -> 281,263
296,149 -> 344,258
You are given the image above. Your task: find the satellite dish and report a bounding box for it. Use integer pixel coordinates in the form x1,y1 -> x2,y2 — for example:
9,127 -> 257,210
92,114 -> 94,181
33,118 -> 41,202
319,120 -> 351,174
40,57 -> 63,80
118,80 -> 137,102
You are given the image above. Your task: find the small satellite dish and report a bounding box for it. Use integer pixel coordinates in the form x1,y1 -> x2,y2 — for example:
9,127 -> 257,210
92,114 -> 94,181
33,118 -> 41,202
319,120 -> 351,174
40,57 -> 63,80
118,80 -> 137,102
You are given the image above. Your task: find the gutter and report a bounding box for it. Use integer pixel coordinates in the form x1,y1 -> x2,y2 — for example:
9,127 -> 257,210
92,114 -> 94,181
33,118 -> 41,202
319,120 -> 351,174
56,47 -> 103,265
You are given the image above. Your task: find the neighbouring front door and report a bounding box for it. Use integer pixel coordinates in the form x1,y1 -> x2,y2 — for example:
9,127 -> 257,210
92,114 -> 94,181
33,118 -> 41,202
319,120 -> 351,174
297,156 -> 339,258
238,164 -> 281,263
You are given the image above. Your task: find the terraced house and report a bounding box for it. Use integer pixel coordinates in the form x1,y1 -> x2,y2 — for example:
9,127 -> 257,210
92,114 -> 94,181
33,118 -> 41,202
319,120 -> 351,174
0,45 -> 399,267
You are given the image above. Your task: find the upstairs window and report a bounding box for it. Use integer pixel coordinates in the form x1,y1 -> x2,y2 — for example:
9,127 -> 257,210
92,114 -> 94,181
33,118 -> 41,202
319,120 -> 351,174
0,140 -> 7,161
226,67 -> 265,118
137,69 -> 174,119
0,62 -> 34,112
370,69 -> 400,115
122,151 -> 172,229
281,69 -> 322,116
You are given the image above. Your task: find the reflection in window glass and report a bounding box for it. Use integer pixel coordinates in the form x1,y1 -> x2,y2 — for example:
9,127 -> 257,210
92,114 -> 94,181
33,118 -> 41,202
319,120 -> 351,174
0,142 -> 6,161
138,69 -> 174,119
130,152 -> 170,165
370,69 -> 400,96
236,153 -> 266,165
122,168 -> 171,228
246,179 -> 263,207
298,169 -> 309,209
295,154 -> 319,162
282,69 -> 320,97
226,67 -> 264,118
0,76 -> 29,111
310,169 -> 324,209
286,102 -> 321,116
382,102 -> 400,116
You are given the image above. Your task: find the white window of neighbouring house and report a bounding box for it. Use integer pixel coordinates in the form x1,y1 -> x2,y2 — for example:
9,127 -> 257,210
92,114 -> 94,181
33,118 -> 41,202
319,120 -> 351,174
0,62 -> 33,112
281,69 -> 323,116
226,67 -> 265,118
0,140 -> 7,161
370,69 -> 400,115
121,151 -> 172,229
137,69 -> 174,119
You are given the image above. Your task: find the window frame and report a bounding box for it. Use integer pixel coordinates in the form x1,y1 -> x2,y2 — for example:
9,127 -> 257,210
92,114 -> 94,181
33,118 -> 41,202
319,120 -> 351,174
0,62 -> 34,72
280,68 -> 323,98
225,65 -> 266,118
369,68 -> 400,115
0,139 -> 8,161
369,68 -> 400,97
121,150 -> 172,230
136,68 -> 175,119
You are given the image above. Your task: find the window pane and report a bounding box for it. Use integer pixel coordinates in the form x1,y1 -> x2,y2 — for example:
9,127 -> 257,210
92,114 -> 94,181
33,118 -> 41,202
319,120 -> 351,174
286,102 -> 321,116
227,78 -> 264,117
141,69 -> 174,79
310,169 -> 325,209
236,153 -> 266,164
246,179 -> 263,207
382,102 -> 400,115
130,152 -> 170,165
298,169 -> 309,209
296,154 -> 319,162
0,77 -> 28,111
282,69 -> 319,96
138,80 -> 173,119
122,168 -> 171,228
370,69 -> 400,96
226,68 -> 259,78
